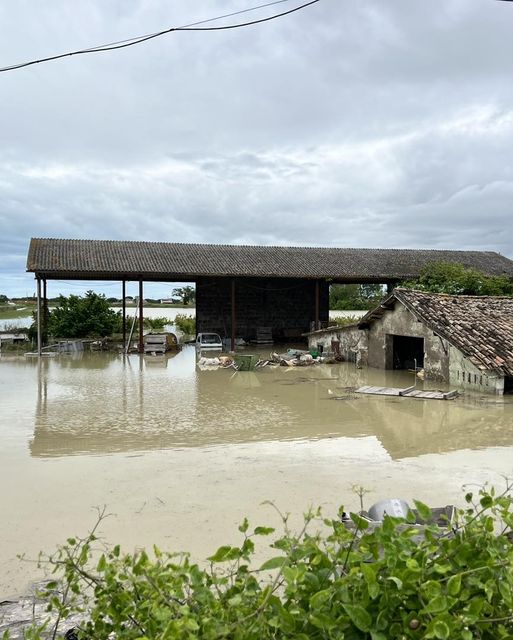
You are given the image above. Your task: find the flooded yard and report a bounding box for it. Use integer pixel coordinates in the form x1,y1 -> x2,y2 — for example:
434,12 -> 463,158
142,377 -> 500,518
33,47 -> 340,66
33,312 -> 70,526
1,347 -> 513,597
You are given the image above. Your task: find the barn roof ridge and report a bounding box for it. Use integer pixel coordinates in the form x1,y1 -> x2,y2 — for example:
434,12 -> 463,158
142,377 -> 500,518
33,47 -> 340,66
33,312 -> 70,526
26,238 -> 513,282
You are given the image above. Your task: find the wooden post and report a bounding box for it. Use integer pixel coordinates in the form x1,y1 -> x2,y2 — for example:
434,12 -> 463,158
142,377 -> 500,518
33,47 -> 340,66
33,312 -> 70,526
36,276 -> 42,356
231,279 -> 236,352
42,278 -> 47,348
122,280 -> 127,349
138,279 -> 144,353
315,280 -> 320,330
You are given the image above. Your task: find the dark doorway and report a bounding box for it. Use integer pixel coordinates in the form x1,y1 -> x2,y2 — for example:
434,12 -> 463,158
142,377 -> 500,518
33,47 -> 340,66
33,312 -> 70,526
392,335 -> 424,370
505,377 -> 513,395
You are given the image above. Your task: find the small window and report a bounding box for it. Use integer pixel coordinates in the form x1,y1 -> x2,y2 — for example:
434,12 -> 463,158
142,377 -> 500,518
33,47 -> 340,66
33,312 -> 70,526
480,376 -> 483,386
468,372 -> 472,383
457,370 -> 460,380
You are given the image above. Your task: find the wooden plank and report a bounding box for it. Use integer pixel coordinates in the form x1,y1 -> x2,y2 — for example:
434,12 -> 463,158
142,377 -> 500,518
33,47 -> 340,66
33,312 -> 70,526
356,385 -> 459,401
399,385 -> 417,396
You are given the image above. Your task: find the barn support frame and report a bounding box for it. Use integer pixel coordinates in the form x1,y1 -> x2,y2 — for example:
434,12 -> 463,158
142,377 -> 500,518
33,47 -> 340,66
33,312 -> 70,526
138,279 -> 144,353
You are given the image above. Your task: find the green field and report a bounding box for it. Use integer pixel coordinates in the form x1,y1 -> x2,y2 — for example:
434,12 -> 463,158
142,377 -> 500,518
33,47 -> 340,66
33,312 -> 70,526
0,305 -> 35,320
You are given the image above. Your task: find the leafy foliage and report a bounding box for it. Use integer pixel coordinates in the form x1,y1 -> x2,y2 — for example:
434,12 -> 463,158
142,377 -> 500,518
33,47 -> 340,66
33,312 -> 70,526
402,262 -> 513,296
172,286 -> 196,306
328,315 -> 361,328
0,293 -> 8,303
45,291 -> 122,338
174,314 -> 196,335
143,316 -> 169,332
329,284 -> 384,310
23,485 -> 513,639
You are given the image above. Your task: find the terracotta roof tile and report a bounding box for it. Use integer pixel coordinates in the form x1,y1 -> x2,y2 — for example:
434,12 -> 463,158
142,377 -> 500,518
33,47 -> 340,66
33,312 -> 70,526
383,289 -> 513,376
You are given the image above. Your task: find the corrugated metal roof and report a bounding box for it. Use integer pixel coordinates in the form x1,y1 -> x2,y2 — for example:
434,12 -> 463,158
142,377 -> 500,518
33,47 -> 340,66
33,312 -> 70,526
360,288 -> 513,376
26,238 -> 513,281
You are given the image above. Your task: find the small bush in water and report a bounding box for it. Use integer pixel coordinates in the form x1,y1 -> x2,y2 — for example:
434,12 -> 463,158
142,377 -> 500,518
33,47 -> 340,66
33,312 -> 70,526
174,314 -> 195,335
20,484 -> 513,639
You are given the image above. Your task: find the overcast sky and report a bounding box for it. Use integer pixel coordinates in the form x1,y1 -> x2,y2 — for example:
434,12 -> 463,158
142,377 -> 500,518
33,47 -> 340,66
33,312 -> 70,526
1,0 -> 513,297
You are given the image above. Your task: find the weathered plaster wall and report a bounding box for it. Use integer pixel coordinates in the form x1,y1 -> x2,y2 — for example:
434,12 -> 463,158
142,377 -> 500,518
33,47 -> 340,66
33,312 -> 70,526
196,277 -> 329,342
307,325 -> 368,364
448,345 -> 504,395
366,303 -> 449,381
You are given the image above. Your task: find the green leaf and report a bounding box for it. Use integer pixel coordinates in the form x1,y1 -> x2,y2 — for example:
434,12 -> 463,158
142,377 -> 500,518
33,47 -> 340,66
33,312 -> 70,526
207,545 -> 240,562
309,589 -> 332,609
96,554 -> 107,572
368,582 -> 380,600
253,526 -> 275,536
480,494 -> 493,509
343,604 -> 372,632
387,576 -> 403,590
260,556 -> 288,571
350,513 -> 369,530
413,500 -> 432,522
361,563 -> 376,585
447,574 -> 461,596
422,580 -> 442,599
238,518 -> 249,533
425,596 -> 449,614
433,620 -> 450,639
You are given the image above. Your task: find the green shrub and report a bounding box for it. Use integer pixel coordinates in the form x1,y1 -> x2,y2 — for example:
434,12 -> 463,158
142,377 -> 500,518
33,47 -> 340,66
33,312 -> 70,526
174,314 -> 196,335
23,484 -> 513,639
328,315 -> 360,328
402,262 -> 513,296
143,316 -> 169,332
43,291 -> 122,338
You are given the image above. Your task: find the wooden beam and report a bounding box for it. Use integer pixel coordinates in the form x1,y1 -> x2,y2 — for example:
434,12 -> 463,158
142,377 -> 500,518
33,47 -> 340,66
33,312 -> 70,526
231,279 -> 236,352
315,280 -> 320,330
138,279 -> 144,353
36,277 -> 42,356
42,278 -> 47,348
122,280 -> 126,349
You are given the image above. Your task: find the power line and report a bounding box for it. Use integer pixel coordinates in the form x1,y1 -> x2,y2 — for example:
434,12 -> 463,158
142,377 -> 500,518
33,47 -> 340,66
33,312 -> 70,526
0,0 -> 320,74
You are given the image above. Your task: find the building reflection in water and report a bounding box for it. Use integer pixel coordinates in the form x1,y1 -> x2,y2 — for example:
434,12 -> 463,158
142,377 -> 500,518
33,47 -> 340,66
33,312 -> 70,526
30,349 -> 513,460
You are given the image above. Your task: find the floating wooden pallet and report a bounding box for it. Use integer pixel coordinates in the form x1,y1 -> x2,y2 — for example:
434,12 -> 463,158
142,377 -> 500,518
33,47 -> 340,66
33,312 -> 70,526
355,385 -> 458,401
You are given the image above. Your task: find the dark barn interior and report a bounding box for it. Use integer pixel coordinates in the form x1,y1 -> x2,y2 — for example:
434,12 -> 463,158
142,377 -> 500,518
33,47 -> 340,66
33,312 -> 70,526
196,277 -> 329,342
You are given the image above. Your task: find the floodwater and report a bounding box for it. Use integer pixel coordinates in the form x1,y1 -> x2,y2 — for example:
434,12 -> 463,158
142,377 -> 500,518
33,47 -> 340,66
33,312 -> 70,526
0,307 -> 366,331
1,347 -> 513,597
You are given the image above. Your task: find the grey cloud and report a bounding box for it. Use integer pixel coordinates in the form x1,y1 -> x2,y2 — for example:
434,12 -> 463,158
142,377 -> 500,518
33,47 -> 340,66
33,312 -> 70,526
2,0 -> 513,295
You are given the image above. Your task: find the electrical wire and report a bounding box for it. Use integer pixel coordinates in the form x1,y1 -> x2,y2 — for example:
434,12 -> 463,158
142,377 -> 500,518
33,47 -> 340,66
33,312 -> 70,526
0,0 -> 320,74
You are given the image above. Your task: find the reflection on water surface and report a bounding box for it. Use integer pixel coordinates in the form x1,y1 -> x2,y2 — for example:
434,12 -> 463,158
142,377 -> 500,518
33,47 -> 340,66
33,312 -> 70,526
1,347 -> 509,460
1,347 -> 513,598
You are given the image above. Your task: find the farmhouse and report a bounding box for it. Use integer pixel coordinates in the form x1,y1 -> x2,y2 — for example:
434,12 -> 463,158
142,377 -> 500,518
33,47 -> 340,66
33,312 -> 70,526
308,289 -> 513,395
26,238 -> 513,355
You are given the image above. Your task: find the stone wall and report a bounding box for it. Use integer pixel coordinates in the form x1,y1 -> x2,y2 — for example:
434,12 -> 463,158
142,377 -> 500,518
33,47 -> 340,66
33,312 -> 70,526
307,325 -> 368,365
448,345 -> 504,395
196,277 -> 329,342
366,302 -> 449,382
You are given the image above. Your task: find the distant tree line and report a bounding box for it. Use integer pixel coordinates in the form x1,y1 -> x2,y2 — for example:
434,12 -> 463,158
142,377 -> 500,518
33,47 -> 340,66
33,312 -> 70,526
329,284 -> 385,310
329,262 -> 513,311
402,261 -> 513,296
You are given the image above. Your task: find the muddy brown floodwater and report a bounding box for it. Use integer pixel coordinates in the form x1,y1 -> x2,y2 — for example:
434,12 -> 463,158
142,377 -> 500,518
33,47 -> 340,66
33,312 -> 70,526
1,347 -> 513,597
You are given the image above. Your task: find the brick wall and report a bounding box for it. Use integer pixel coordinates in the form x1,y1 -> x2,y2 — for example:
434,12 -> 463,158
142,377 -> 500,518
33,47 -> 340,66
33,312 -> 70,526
196,277 -> 329,342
